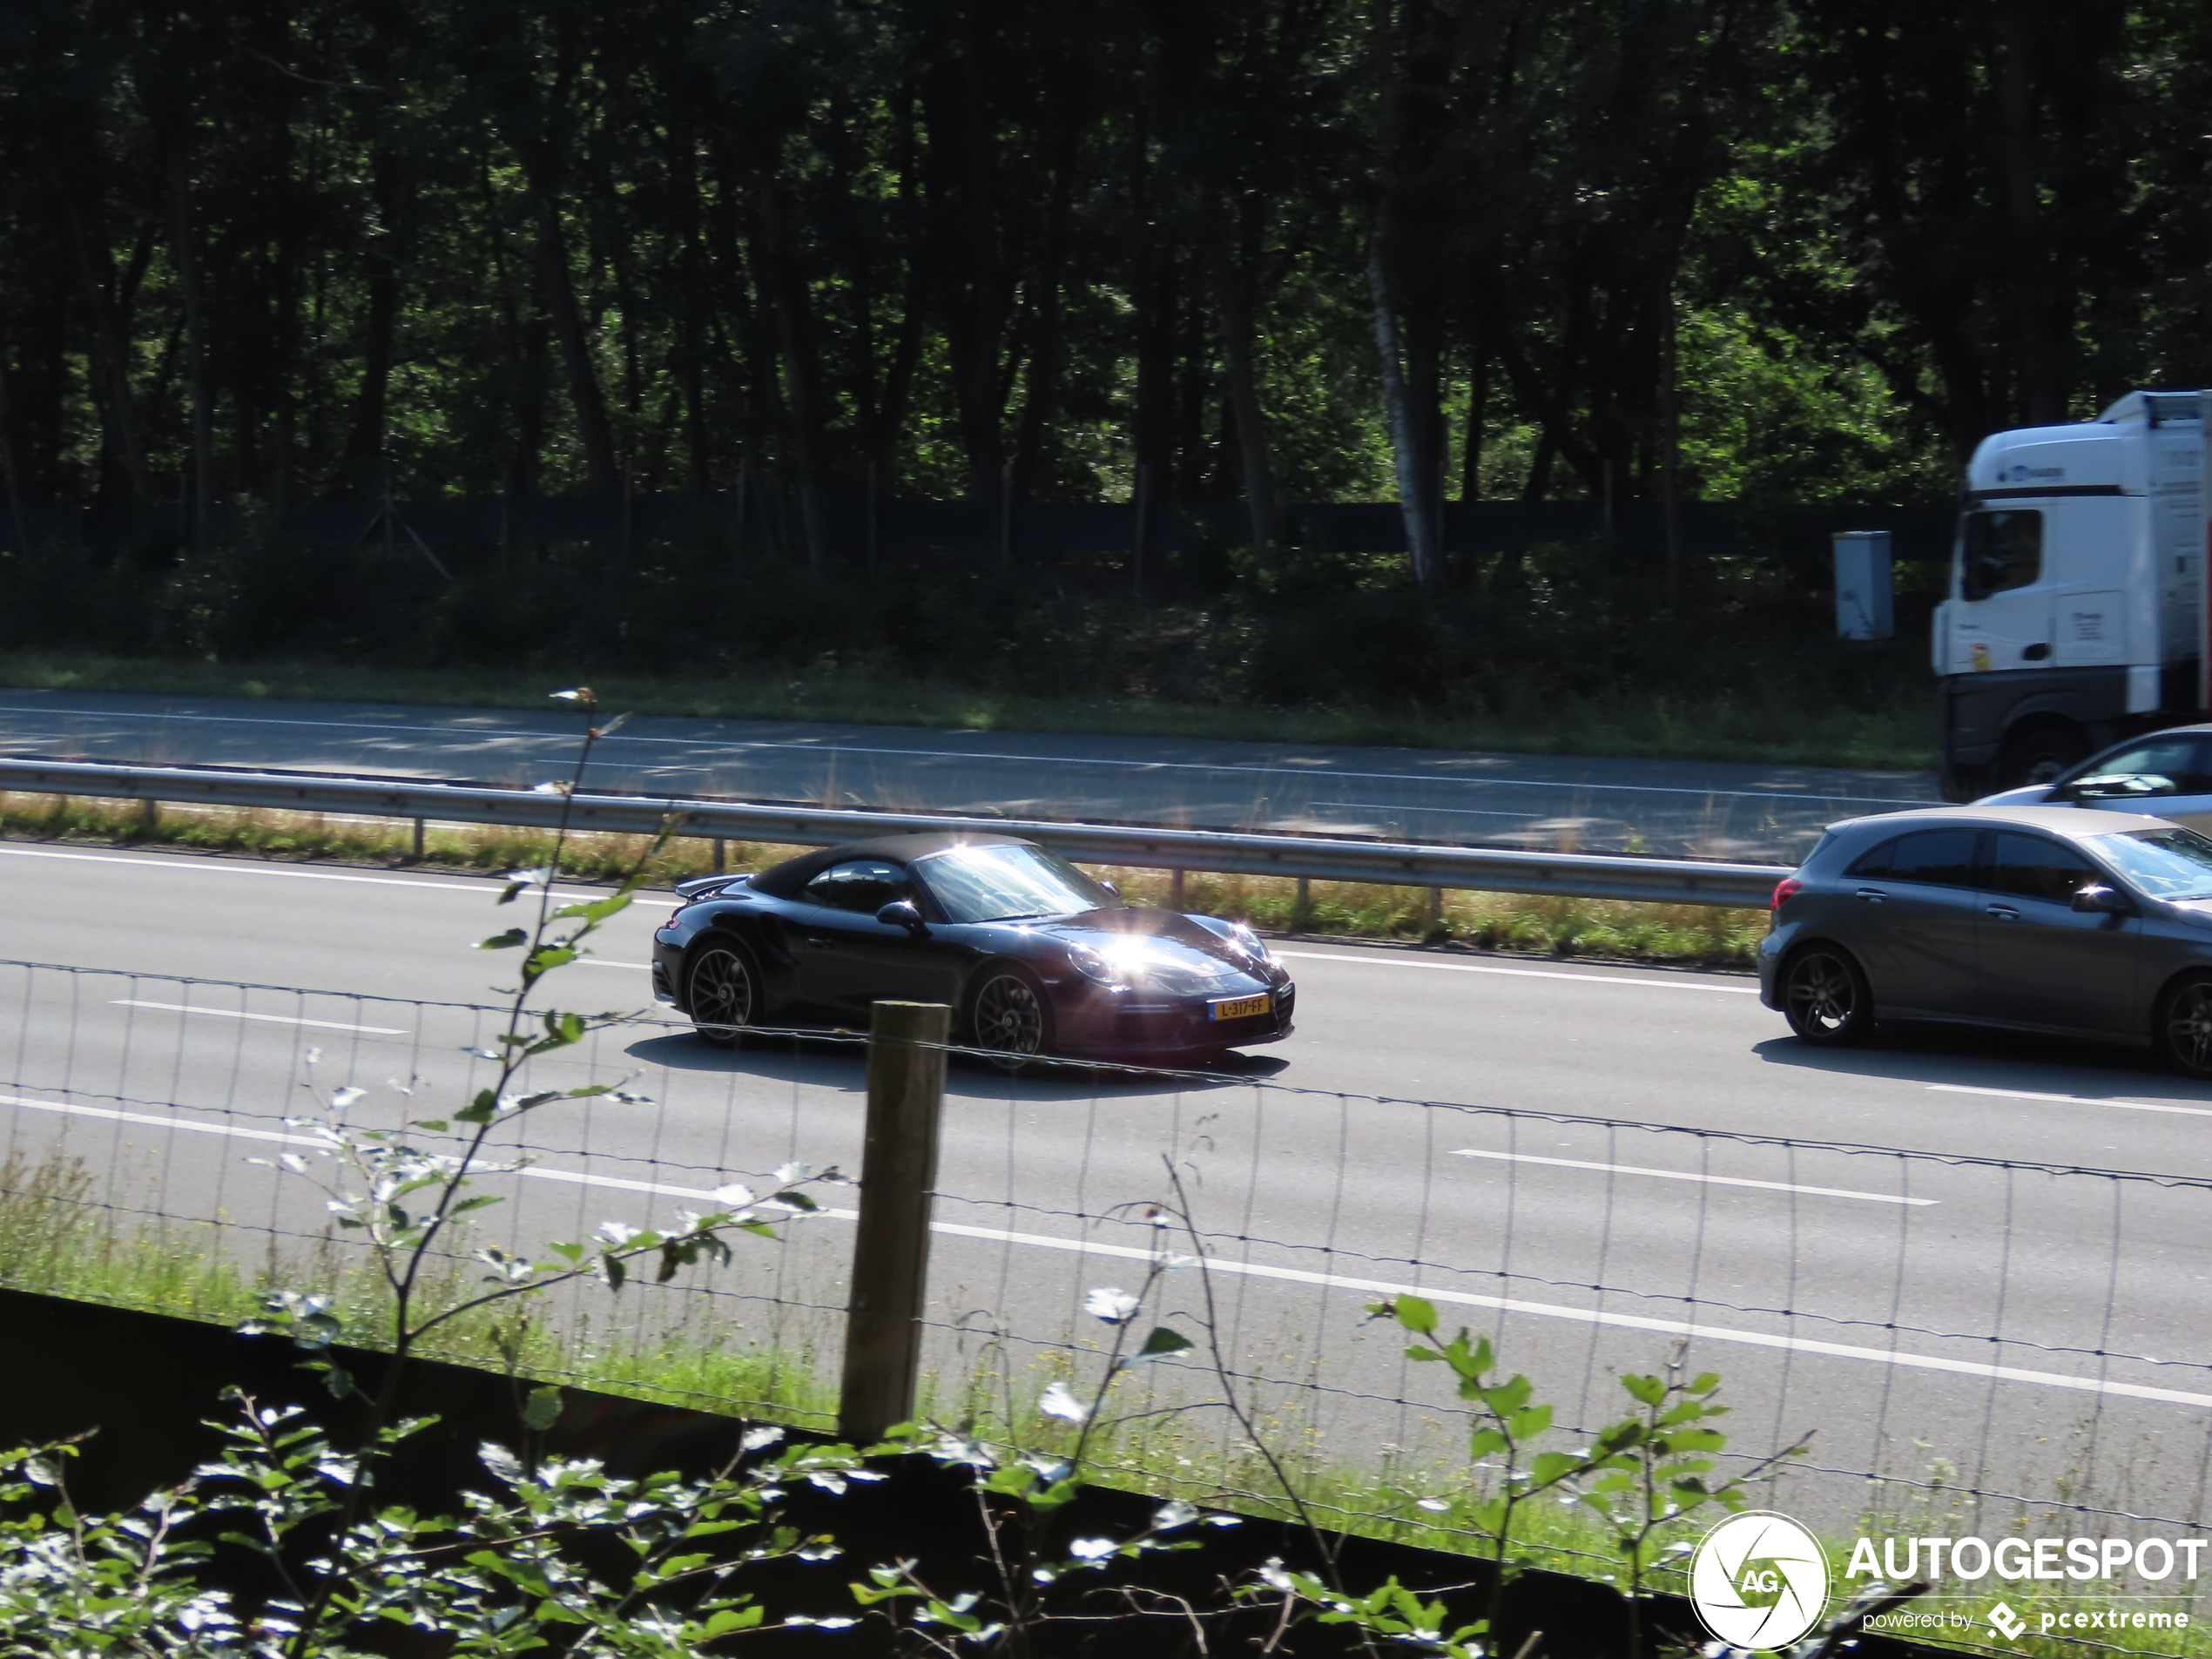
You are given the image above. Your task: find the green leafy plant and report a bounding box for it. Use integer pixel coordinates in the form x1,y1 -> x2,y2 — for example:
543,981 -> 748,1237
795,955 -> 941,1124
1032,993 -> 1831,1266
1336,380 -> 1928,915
0,1394 -> 869,1656
0,688 -> 864,1658
850,1197 -> 1238,1656
1289,1302 -> 1815,1657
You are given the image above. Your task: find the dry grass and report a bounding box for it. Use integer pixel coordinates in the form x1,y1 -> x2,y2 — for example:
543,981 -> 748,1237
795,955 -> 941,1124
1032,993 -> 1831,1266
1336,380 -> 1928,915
0,792 -> 1768,970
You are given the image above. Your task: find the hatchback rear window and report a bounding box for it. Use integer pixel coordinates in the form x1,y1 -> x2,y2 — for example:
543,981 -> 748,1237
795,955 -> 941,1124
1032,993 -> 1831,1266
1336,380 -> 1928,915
1846,827 -> 1979,887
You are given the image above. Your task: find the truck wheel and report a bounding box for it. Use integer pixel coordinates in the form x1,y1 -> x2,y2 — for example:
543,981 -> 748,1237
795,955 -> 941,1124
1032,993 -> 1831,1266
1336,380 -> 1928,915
1998,723 -> 2087,790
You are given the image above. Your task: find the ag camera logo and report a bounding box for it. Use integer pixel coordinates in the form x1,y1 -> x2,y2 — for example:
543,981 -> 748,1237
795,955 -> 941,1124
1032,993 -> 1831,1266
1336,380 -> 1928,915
1689,1511 -> 1831,1650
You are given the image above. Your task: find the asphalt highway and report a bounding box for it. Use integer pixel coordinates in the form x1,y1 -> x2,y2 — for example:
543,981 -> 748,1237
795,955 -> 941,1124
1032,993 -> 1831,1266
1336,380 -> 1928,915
0,688 -> 1941,859
6,839 -> 2212,1537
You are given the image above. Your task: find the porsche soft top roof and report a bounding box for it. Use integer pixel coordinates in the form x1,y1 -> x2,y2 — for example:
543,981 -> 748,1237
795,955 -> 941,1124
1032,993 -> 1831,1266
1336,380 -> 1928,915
747,831 -> 1031,898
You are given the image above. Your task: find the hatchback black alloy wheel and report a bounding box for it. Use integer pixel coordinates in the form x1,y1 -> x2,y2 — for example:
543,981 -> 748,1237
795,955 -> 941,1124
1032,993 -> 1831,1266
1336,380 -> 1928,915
687,940 -> 760,1048
971,968 -> 1049,1070
2159,973 -> 2212,1078
1783,947 -> 1871,1046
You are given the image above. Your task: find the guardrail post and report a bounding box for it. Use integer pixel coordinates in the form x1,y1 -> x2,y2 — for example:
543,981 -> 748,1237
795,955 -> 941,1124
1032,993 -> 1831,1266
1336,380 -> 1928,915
838,999 -> 951,1443
139,798 -> 158,836
411,819 -> 426,861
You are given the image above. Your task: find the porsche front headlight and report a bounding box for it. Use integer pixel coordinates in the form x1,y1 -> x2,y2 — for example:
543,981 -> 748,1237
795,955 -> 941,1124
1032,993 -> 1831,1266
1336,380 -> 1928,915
1225,921 -> 1270,963
1066,943 -> 1130,988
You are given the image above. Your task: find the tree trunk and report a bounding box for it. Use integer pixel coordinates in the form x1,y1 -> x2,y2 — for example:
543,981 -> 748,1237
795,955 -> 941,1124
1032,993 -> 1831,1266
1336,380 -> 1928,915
1206,192 -> 1282,563
757,181 -> 833,577
1460,329 -> 1488,502
1368,226 -> 1440,590
339,162 -> 407,496
169,159 -> 215,549
1998,0 -> 2063,424
0,340 -> 32,554
51,183 -> 150,506
536,199 -> 619,499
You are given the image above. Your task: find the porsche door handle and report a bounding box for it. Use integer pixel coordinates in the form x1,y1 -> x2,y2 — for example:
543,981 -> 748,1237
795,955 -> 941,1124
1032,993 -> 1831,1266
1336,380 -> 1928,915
801,934 -> 836,949
1985,905 -> 2020,921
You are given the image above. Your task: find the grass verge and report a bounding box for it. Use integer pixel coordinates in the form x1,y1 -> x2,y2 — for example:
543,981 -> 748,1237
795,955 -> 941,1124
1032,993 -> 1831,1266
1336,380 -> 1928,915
0,648 -> 1939,772
1,1145 -> 2199,1658
0,792 -> 1770,971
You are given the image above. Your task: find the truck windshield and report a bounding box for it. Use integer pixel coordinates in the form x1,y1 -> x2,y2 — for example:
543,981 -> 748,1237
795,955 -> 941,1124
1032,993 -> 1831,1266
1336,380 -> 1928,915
1959,509 -> 2042,601
2094,828 -> 2212,899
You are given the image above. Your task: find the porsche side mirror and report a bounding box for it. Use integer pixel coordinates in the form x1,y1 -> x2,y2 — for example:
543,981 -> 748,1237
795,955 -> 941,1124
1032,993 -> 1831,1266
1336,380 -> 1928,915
876,900 -> 927,933
2072,883 -> 2132,915
1096,880 -> 1121,901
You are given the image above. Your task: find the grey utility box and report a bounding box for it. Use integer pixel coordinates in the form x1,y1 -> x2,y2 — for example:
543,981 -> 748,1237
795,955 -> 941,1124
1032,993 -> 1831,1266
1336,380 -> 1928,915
1833,530 -> 1895,641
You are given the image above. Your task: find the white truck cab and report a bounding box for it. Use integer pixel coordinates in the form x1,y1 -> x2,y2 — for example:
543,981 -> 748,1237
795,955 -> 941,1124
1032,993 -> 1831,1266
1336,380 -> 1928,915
1937,391 -> 2209,799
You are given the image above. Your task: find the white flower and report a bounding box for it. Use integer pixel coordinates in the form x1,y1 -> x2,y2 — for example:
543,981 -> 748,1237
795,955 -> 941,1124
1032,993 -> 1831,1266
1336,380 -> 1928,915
1068,1538 -> 1117,1561
711,1183 -> 756,1208
1153,1500 -> 1198,1531
1038,1382 -> 1090,1422
1082,1287 -> 1141,1325
329,1087 -> 366,1112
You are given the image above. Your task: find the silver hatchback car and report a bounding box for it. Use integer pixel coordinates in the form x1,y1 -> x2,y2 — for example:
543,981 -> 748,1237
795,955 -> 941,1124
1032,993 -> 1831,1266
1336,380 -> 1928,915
1758,804 -> 2212,1076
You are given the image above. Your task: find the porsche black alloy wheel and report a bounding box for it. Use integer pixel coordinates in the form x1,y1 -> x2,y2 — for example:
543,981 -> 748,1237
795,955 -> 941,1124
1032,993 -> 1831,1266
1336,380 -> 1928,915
687,939 -> 760,1048
2158,973 -> 2212,1078
971,968 -> 1051,1070
1782,947 -> 1871,1047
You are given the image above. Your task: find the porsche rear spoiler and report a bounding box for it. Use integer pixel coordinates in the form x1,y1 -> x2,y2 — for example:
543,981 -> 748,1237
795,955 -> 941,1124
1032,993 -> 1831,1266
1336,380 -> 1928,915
675,872 -> 749,900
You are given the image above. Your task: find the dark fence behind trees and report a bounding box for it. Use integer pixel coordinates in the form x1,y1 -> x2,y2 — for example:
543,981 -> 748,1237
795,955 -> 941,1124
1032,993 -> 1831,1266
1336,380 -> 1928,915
0,495 -> 1956,567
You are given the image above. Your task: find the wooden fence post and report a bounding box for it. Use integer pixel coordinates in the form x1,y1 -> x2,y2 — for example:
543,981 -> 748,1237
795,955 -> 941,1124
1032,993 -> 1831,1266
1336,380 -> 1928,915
838,1000 -> 951,1443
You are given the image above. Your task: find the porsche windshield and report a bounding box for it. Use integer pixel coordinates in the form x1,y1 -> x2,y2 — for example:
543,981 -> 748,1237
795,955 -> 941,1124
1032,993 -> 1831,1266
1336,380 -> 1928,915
916,843 -> 1114,922
2095,826 -> 2212,898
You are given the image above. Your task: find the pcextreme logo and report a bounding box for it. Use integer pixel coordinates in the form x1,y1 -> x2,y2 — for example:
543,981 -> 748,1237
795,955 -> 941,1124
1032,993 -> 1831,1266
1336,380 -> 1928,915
1689,1511 -> 1831,1651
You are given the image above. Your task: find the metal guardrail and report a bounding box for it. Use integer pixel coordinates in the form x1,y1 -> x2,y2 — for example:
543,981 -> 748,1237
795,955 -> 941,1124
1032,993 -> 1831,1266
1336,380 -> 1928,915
0,756 -> 1794,907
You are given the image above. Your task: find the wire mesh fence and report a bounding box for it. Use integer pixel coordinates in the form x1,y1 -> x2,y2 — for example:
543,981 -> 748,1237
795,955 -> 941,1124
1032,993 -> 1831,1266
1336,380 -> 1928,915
3,953 -> 2209,1568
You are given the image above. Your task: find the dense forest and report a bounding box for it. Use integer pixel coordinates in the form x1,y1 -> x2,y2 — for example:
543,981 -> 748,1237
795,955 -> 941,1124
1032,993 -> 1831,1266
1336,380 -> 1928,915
0,0 -> 2209,725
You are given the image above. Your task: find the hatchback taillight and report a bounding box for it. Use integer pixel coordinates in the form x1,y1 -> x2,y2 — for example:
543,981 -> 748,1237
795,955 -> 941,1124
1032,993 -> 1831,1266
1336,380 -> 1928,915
1770,877 -> 1804,911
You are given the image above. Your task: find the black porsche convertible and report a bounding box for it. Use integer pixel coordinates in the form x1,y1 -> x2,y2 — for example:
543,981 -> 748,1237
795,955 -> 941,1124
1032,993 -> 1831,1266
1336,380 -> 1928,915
650,832 -> 1295,1063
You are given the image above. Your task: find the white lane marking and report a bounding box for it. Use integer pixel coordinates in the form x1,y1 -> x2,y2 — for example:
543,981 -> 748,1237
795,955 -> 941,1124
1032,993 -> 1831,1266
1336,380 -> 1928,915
1929,1083 -> 2212,1121
3,1090 -> 2184,1413
4,1093 -> 314,1148
1448,1147 -> 1934,1205
0,844 -> 598,899
1277,948 -> 1761,994
923,1224 -> 2212,1410
0,702 -> 1925,805
113,999 -> 406,1035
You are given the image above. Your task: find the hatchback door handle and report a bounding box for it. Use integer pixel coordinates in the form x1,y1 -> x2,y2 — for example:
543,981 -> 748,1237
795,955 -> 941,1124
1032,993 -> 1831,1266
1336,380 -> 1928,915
1985,904 -> 2020,921
1854,887 -> 1887,904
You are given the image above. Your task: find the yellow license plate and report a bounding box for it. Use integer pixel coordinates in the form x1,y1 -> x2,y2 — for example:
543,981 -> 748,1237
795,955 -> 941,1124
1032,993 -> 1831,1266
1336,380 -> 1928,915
1210,994 -> 1271,1022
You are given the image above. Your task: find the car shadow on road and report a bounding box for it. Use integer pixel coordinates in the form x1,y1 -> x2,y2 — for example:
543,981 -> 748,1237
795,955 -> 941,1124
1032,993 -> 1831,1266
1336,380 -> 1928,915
621,1030 -> 1287,1102
1752,1023 -> 2212,1104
